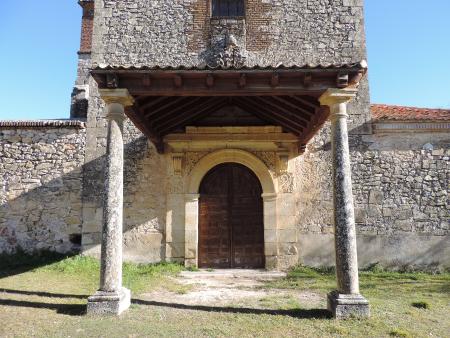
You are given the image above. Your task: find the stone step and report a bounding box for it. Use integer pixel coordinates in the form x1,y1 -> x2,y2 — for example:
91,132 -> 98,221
180,269 -> 286,280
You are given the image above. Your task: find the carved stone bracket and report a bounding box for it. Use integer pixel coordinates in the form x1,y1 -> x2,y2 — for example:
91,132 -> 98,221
172,153 -> 183,176
276,151 -> 290,174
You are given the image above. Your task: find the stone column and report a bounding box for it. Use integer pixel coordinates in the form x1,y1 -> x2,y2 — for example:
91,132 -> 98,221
319,88 -> 370,319
87,88 -> 134,315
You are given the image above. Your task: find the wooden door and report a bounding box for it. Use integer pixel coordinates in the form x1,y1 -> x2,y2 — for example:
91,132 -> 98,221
198,163 -> 264,269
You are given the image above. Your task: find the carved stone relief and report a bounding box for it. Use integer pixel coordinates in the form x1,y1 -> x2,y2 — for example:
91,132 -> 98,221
278,173 -> 294,193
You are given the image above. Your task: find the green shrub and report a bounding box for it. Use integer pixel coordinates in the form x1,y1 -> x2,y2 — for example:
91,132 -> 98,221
411,301 -> 430,309
390,329 -> 411,338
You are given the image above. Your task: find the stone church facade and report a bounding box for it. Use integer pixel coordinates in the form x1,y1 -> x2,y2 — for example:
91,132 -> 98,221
1,0 -> 449,274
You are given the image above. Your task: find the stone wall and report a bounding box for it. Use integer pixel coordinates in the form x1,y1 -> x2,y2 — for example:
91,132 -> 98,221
0,123 -> 86,254
296,128 -> 450,269
80,87 -> 167,263
92,0 -> 366,67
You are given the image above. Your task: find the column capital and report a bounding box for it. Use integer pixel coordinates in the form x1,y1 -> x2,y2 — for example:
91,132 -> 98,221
99,89 -> 134,107
319,88 -> 358,107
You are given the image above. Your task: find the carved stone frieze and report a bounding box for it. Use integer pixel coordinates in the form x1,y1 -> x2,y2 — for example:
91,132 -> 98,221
184,151 -> 209,174
253,151 -> 277,172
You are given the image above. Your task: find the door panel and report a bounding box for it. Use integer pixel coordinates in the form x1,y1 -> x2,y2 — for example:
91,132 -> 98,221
198,163 -> 264,269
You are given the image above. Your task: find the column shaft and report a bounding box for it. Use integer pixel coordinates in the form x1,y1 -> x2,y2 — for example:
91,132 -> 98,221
100,105 -> 124,292
87,89 -> 133,316
330,103 -> 359,295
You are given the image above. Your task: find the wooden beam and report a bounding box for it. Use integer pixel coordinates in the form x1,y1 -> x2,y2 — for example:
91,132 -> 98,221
234,99 -> 303,135
254,96 -> 311,123
299,106 -> 330,145
142,74 -> 151,87
304,73 -> 312,87
239,105 -> 301,135
270,73 -> 280,87
337,73 -> 349,88
126,87 -> 328,97
288,95 -> 320,110
166,100 -> 230,133
144,97 -> 187,118
206,74 -> 214,88
174,74 -> 183,88
239,74 -> 247,88
148,97 -> 205,125
270,96 -> 316,116
125,105 -> 163,152
237,97 -> 307,129
106,73 -> 119,88
157,99 -> 227,135
140,96 -> 171,111
242,96 -> 308,127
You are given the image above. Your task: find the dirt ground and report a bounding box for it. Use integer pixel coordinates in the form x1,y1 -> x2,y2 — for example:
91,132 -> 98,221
142,270 -> 322,309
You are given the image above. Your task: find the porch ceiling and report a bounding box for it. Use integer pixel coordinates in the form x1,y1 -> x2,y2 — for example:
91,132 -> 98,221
91,63 -> 366,152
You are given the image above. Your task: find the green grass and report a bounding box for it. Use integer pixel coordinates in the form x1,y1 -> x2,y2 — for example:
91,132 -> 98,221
0,256 -> 449,337
1,251 -> 185,295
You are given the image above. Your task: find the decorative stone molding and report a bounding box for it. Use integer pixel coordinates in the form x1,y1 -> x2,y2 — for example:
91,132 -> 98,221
276,151 -> 290,174
172,153 -> 183,176
187,149 -> 276,194
184,152 -> 208,175
319,88 -> 358,118
99,88 -> 134,107
373,121 -> 450,133
278,173 -> 294,193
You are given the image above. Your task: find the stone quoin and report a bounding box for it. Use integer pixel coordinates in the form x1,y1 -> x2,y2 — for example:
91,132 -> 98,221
0,0 -> 449,319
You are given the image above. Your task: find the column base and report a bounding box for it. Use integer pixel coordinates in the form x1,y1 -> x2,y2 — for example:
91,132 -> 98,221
86,287 -> 131,315
327,290 -> 370,319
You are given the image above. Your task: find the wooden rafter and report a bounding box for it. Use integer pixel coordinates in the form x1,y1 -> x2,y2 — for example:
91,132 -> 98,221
236,97 -> 307,129
252,96 -> 311,123
233,99 -> 303,135
91,66 -> 366,152
157,99 -> 228,135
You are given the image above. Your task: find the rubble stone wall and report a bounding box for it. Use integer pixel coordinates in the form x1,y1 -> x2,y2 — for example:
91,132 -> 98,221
295,129 -> 450,269
92,0 -> 366,67
0,125 -> 86,254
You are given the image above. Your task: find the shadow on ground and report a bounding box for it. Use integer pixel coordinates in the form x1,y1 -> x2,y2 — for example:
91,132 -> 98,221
132,298 -> 331,319
0,288 -> 330,319
0,251 -> 76,278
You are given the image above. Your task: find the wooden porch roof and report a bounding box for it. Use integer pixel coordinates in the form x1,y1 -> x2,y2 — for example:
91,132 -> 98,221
91,63 -> 366,152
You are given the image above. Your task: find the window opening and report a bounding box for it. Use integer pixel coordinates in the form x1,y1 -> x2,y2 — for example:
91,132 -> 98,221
212,0 -> 245,17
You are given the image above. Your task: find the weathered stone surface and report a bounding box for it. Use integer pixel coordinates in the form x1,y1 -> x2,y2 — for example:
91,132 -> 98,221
86,287 -> 131,315
0,127 -> 86,254
327,291 -> 370,319
92,0 -> 366,68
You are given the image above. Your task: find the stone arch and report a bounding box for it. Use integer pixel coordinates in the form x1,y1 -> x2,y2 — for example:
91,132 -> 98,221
183,149 -> 278,269
187,149 -> 276,194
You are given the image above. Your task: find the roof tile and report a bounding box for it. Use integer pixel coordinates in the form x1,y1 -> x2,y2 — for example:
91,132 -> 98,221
371,104 -> 450,121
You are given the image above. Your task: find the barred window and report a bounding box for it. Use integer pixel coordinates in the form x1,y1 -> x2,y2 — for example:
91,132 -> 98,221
212,0 -> 245,17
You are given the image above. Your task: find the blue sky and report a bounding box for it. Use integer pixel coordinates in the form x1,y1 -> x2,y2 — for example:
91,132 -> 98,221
0,1 -> 449,120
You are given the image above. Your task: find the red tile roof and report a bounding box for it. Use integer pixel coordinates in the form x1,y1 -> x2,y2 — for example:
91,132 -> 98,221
371,104 -> 450,121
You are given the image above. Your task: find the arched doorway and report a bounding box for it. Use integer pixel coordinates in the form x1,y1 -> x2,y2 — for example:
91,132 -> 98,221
198,163 -> 265,268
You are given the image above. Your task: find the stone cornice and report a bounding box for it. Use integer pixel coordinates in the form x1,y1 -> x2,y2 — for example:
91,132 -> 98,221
373,121 -> 450,133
